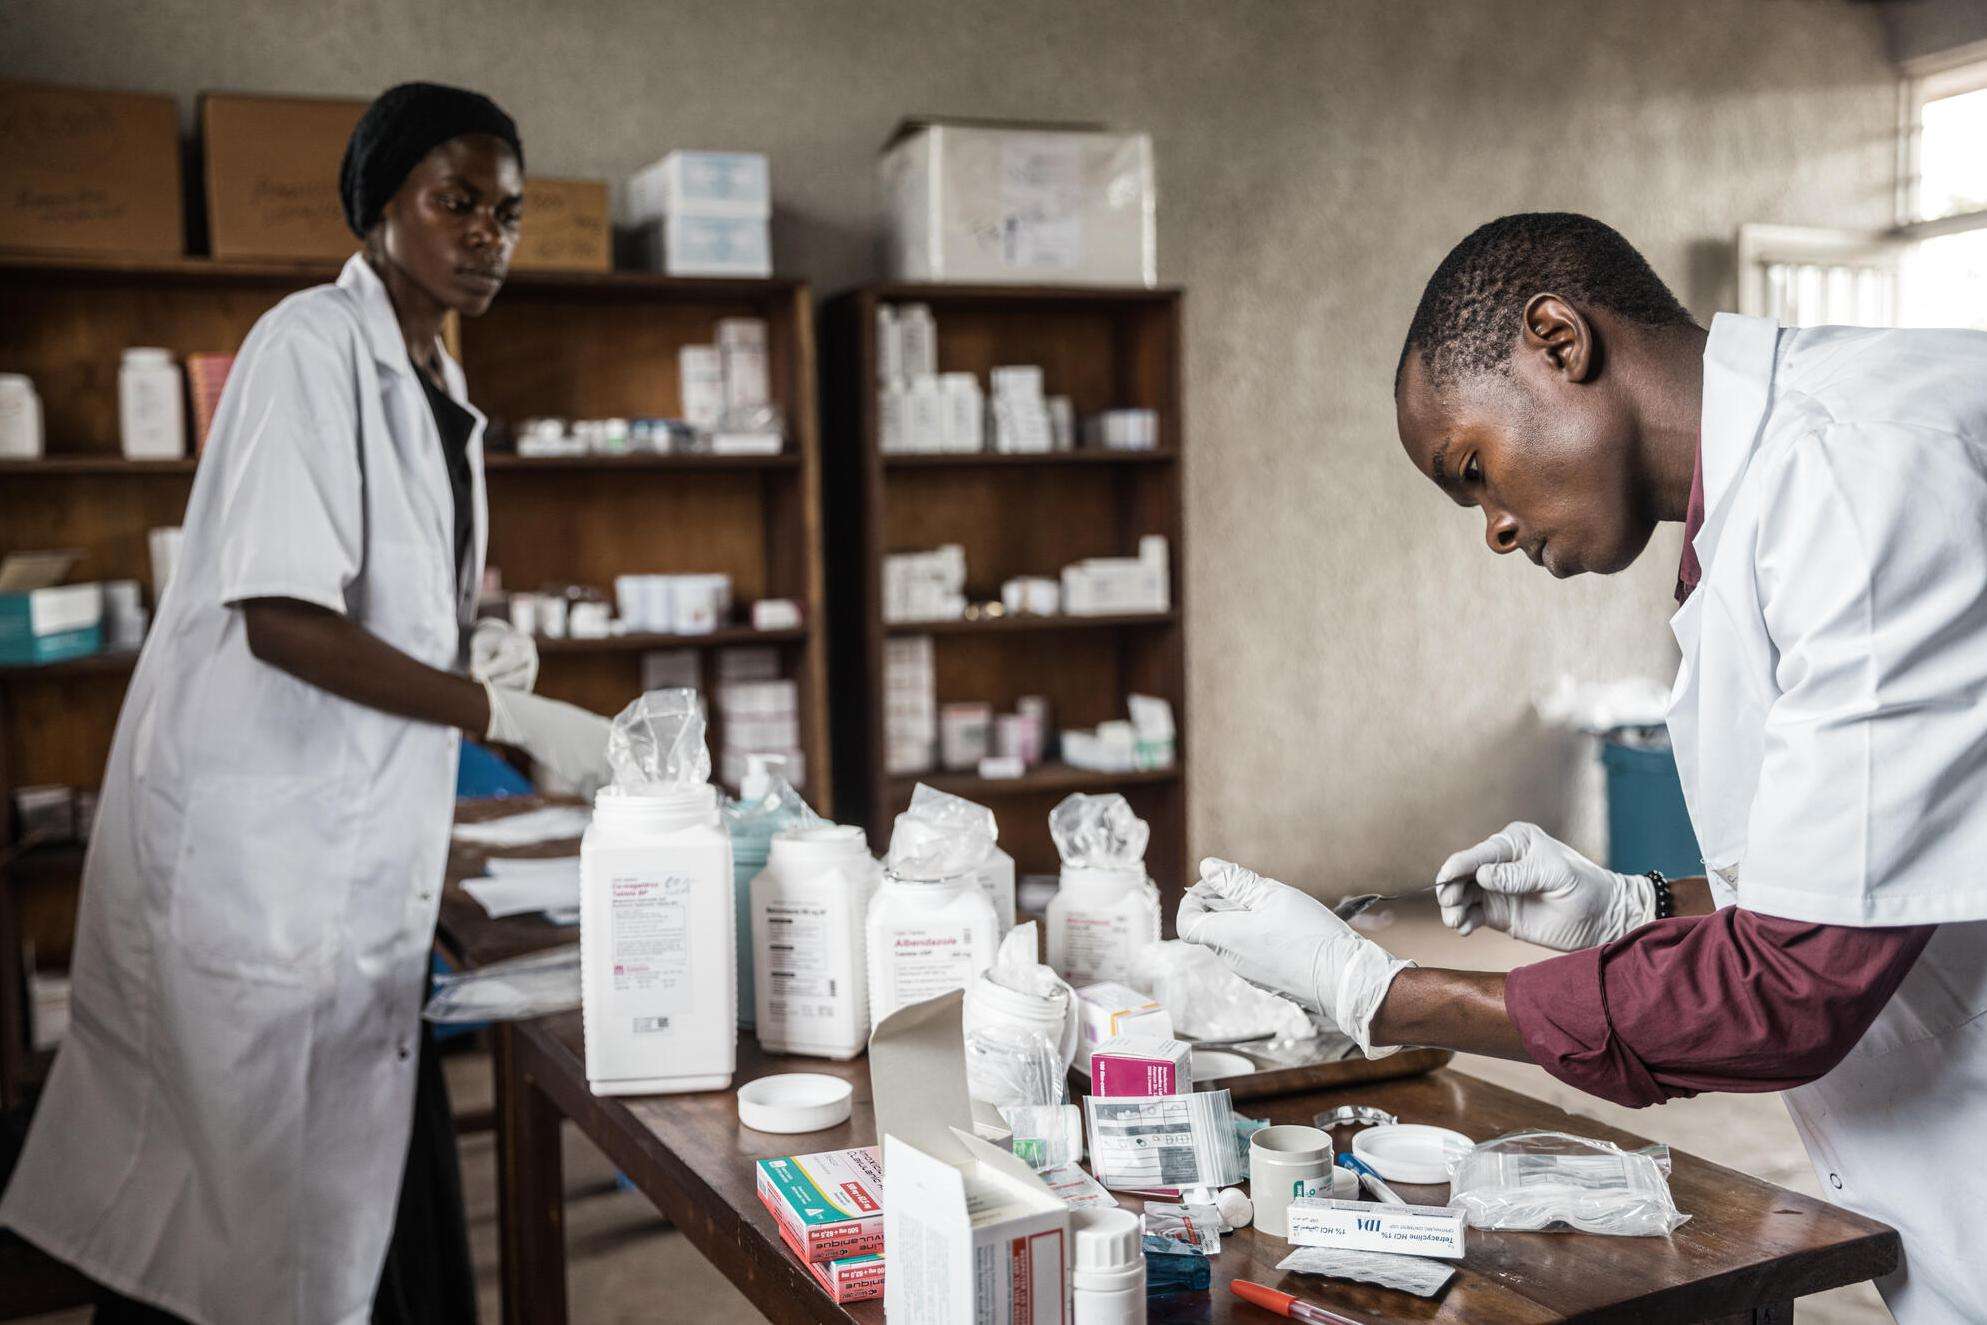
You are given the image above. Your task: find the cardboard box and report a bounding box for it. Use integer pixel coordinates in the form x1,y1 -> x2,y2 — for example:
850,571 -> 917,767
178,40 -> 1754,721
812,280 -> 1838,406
879,119 -> 1155,287
625,150 -> 771,222
754,1145 -> 885,1263
1285,1198 -> 1468,1259
871,991 -> 1070,1323
0,553 -> 103,666
200,92 -> 366,260
1073,982 -> 1174,1075
772,1220 -> 885,1304
509,177 -> 610,272
1089,1034 -> 1192,1097
0,81 -> 183,256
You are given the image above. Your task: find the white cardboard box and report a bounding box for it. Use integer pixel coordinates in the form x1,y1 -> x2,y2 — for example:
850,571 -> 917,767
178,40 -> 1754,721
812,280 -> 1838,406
872,991 -> 1070,1323
880,120 -> 1155,287
1285,1198 -> 1468,1259
1072,981 -> 1174,1075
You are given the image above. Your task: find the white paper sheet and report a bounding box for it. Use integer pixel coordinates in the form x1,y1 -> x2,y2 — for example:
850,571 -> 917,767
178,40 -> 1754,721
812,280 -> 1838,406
451,806 -> 591,847
462,858 -> 581,919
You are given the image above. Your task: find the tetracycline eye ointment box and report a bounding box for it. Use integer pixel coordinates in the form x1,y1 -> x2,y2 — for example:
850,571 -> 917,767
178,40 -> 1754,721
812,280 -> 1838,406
1285,1198 -> 1467,1259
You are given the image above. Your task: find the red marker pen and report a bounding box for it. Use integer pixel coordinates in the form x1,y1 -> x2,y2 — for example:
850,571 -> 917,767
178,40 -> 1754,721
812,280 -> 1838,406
1230,1279 -> 1371,1325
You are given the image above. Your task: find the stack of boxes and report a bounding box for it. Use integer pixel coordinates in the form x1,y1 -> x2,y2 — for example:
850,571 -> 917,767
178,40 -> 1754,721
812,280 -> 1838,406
677,316 -> 780,454
989,365 -> 1055,454
625,150 -> 772,278
881,545 -> 967,623
714,647 -> 804,790
883,635 -> 937,776
755,1145 -> 887,1304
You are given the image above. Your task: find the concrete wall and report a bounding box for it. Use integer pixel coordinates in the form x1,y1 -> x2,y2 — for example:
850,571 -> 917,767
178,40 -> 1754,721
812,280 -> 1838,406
6,0 -> 1900,895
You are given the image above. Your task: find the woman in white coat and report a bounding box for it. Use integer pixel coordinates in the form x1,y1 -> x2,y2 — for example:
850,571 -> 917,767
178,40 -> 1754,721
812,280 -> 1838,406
1182,214 -> 1987,1322
1,84 -> 611,1325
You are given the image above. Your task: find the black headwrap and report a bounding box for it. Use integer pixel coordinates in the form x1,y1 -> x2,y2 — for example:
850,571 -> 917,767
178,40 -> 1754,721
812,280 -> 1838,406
338,82 -> 524,236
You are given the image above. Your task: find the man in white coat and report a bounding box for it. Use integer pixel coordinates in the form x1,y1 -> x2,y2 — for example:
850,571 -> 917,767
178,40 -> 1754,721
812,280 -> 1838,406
1181,213 -> 1986,1322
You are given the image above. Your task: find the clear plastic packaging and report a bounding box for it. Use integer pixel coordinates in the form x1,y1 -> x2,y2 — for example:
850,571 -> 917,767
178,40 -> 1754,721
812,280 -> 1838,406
888,783 -> 998,880
1143,1248 -> 1210,1294
1086,1090 -> 1245,1190
1048,793 -> 1149,867
963,922 -> 1080,1070
1128,940 -> 1313,1042
1275,1247 -> 1456,1299
965,1022 -> 1064,1109
1000,1103 -> 1083,1171
1139,1201 -> 1221,1256
1447,1130 -> 1689,1236
606,687 -> 711,791
424,944 -> 580,1024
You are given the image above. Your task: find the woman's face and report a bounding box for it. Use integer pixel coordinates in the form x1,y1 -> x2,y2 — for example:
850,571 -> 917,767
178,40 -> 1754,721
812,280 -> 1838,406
374,134 -> 523,317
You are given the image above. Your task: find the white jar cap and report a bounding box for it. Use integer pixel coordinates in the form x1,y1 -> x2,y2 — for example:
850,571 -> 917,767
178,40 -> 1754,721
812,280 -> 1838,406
122,347 -> 173,364
1070,1208 -> 1140,1271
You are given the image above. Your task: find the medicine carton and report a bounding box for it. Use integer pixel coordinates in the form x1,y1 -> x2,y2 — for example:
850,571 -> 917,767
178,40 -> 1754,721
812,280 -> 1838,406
872,991 -> 1071,1323
1073,982 -> 1174,1076
773,1220 -> 885,1303
754,1145 -> 885,1262
1089,1034 -> 1192,1097
1285,1198 -> 1468,1260
0,577 -> 103,666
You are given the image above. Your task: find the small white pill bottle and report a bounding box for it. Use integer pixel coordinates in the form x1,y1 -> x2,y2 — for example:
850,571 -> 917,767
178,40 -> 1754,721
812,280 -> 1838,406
865,795 -> 1000,1028
118,347 -> 186,460
751,823 -> 879,1059
1071,1208 -> 1145,1325
1044,793 -> 1161,987
581,689 -> 735,1096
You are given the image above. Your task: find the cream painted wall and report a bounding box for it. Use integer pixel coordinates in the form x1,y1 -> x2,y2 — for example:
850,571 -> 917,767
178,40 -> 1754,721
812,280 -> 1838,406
7,0 -> 1899,895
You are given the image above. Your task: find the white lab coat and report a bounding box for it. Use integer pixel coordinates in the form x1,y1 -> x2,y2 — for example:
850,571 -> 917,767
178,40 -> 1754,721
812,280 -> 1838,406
0,254 -> 487,1325
1669,313 -> 1987,1322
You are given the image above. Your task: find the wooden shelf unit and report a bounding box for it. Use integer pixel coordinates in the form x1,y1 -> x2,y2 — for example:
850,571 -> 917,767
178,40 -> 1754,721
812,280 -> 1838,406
824,282 -> 1189,916
0,253 -> 830,1105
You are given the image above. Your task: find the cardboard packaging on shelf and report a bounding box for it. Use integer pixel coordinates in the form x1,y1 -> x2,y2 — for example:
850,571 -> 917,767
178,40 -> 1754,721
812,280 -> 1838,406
199,92 -> 367,261
508,177 -> 610,272
0,81 -> 183,256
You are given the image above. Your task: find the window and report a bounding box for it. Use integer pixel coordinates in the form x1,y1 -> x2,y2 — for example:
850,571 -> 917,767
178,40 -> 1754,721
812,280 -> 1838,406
1739,44 -> 1987,332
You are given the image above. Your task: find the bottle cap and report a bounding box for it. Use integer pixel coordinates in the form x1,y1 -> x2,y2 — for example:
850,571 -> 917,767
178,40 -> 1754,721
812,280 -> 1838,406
1070,1208 -> 1140,1271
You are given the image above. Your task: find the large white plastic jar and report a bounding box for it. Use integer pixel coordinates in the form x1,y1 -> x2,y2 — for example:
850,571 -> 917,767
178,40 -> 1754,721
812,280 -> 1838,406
1045,865 -> 1161,987
581,783 -> 735,1095
751,824 -> 879,1059
865,869 -> 999,1029
118,348 -> 185,460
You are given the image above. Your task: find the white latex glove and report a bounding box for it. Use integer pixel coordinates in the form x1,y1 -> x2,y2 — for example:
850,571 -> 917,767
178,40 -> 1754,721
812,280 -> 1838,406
469,618 -> 539,693
1435,821 -> 1654,951
1178,857 -> 1414,1057
482,682 -> 612,799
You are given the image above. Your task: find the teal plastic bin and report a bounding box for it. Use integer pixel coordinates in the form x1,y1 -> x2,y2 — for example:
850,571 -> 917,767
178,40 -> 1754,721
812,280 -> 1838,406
1601,735 -> 1701,879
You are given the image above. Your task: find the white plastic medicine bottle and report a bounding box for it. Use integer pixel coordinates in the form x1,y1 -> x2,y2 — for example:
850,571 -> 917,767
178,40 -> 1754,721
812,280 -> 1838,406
581,782 -> 735,1095
118,348 -> 186,460
865,865 -> 999,1030
1045,864 -> 1162,988
751,824 -> 879,1059
1071,1208 -> 1145,1324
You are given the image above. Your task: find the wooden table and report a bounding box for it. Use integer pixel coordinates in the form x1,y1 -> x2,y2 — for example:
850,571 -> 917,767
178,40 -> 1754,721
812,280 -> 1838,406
438,801 -> 1899,1324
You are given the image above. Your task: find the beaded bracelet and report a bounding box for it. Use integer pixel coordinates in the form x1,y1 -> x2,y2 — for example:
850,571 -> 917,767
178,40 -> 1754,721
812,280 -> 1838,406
1646,869 -> 1674,920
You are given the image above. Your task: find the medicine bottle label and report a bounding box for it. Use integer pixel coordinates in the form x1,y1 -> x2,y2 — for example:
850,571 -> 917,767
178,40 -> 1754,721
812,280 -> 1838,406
882,924 -> 979,1007
609,873 -> 694,1023
764,899 -> 843,1024
1059,910 -> 1142,987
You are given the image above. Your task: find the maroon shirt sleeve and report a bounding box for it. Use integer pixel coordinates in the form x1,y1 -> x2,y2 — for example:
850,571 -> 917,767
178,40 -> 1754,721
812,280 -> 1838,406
1503,908 -> 1935,1108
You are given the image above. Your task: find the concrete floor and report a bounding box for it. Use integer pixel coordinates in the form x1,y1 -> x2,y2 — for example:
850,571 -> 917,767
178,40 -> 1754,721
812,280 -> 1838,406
23,902 -> 1891,1323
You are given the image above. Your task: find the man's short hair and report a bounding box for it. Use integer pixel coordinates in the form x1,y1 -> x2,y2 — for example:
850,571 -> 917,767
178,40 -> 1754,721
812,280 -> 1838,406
1396,213 -> 1697,394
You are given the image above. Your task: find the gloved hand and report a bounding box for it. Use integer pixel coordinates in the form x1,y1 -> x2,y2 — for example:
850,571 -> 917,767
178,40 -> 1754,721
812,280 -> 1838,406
469,618 -> 539,693
482,682 -> 612,798
1435,821 -> 1654,951
1178,857 -> 1414,1057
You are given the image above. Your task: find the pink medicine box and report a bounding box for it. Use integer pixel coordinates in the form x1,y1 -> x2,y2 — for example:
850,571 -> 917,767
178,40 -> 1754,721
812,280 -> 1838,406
1089,1034 -> 1194,1096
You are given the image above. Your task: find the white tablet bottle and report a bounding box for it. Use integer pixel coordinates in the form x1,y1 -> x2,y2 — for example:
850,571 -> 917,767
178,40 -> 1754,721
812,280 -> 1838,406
118,348 -> 185,460
752,824 -> 878,1059
580,782 -> 735,1095
1071,1208 -> 1145,1325
865,866 -> 998,1029
1045,864 -> 1161,987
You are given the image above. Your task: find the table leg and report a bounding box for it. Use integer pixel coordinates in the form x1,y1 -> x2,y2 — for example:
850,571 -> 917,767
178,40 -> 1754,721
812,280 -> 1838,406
495,1024 -> 568,1325
1708,1303 -> 1793,1324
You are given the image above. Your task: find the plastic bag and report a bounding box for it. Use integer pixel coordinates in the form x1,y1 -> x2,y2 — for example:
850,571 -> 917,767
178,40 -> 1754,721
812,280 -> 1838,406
423,945 -> 580,1024
1129,940 -> 1313,1042
1000,1103 -> 1083,1171
1140,1200 -> 1221,1256
1049,792 -> 1149,868
965,1023 -> 1064,1109
606,688 -> 710,792
1086,1090 -> 1244,1189
885,783 -> 998,881
964,922 -> 1078,1070
1447,1130 -> 1689,1236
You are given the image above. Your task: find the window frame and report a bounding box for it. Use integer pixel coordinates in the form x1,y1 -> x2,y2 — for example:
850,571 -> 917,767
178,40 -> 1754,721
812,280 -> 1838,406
1896,39 -> 1987,237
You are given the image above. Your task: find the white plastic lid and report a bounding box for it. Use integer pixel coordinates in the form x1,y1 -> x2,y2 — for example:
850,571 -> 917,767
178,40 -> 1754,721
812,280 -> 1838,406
1351,1123 -> 1474,1185
771,823 -> 869,862
0,373 -> 31,389
1070,1208 -> 1140,1271
735,1073 -> 853,1134
122,347 -> 173,366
